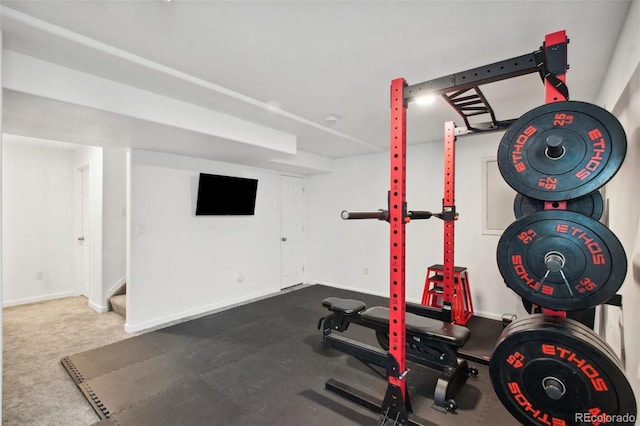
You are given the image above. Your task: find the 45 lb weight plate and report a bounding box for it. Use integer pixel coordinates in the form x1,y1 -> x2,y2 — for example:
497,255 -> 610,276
513,191 -> 604,221
490,315 -> 636,426
498,101 -> 626,201
496,210 -> 626,311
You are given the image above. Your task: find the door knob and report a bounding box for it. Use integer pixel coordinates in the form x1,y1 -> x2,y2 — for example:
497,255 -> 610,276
78,237 -> 85,242
281,237 -> 287,241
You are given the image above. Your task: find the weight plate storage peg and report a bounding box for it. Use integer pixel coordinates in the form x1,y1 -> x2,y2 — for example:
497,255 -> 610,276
513,191 -> 604,221
498,101 -> 626,201
490,315 -> 637,426
496,210 -> 626,311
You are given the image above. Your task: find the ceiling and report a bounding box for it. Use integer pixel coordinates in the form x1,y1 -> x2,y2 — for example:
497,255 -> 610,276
0,1 -> 633,172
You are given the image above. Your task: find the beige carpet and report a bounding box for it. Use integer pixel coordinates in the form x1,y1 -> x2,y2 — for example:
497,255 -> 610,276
3,296 -> 133,426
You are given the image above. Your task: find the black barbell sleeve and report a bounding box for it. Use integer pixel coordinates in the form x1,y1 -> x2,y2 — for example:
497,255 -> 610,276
407,210 -> 433,220
340,210 -> 388,220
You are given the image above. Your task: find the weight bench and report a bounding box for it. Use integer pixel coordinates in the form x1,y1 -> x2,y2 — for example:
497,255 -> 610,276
318,297 -> 476,413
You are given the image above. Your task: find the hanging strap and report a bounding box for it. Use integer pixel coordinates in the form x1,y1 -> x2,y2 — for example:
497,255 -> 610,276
534,46 -> 569,100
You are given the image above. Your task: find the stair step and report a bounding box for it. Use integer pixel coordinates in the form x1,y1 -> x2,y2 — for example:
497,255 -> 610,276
110,294 -> 126,318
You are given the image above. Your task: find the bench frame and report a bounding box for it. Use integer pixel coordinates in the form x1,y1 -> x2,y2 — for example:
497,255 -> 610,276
319,299 -> 475,416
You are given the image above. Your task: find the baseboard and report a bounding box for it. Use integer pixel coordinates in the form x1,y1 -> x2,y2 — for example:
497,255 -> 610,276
124,287 -> 280,333
3,290 -> 77,307
89,300 -> 109,313
105,275 -> 126,298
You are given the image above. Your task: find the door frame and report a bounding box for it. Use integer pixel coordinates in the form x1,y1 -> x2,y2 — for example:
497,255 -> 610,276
74,164 -> 91,298
73,147 -> 104,311
76,165 -> 91,297
279,174 -> 307,290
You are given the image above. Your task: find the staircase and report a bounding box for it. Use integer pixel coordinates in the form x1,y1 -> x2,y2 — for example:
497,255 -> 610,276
109,284 -> 127,319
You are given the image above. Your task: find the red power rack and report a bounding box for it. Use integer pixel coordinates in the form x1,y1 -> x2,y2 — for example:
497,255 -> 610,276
384,31 -> 569,421
322,31 -> 568,426
387,77 -> 409,403
419,122 -> 474,325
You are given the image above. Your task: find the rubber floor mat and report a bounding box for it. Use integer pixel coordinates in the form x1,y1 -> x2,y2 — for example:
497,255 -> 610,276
62,285 -> 514,426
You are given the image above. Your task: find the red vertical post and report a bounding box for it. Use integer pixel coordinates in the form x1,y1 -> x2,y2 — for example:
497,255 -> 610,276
389,78 -> 407,397
543,30 -> 568,104
442,122 -> 456,320
543,30 -> 568,319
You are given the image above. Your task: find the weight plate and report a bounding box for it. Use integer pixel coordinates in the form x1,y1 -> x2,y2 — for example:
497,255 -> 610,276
522,298 -> 596,329
490,315 -> 636,426
498,101 -> 626,201
513,191 -> 603,220
497,210 -> 626,311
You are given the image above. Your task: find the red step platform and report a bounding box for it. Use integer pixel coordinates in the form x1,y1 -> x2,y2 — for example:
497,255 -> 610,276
421,264 -> 474,325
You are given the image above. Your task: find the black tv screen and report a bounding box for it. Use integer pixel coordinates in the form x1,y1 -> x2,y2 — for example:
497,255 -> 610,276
195,173 -> 258,216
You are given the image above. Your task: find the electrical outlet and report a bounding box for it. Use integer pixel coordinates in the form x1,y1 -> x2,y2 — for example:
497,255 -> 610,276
35,271 -> 44,280
363,267 -> 369,275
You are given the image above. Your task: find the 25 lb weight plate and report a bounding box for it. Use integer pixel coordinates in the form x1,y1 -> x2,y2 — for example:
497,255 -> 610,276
496,210 -> 626,311
498,101 -> 626,201
513,191 -> 603,220
490,315 -> 636,426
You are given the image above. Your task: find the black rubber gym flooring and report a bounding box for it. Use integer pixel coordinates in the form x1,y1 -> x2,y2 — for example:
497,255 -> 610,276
62,284 -> 516,426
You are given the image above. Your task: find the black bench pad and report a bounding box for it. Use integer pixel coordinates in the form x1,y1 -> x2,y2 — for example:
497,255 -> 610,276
361,306 -> 470,348
322,297 -> 366,315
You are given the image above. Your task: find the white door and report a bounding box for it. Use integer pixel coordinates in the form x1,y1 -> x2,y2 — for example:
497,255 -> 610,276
79,167 -> 90,297
280,175 -> 306,289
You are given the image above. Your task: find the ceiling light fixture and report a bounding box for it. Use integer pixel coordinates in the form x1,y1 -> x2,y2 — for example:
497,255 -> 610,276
324,115 -> 340,125
415,94 -> 437,106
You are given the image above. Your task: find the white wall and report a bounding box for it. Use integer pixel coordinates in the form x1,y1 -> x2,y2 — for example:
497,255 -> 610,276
1,141 -> 124,312
2,139 -> 75,305
307,131 -> 522,319
1,27 -> 5,423
102,147 -> 127,298
597,0 -> 640,403
126,150 -> 281,332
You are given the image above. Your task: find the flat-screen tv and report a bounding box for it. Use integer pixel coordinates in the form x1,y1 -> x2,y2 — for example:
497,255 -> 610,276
195,173 -> 258,216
